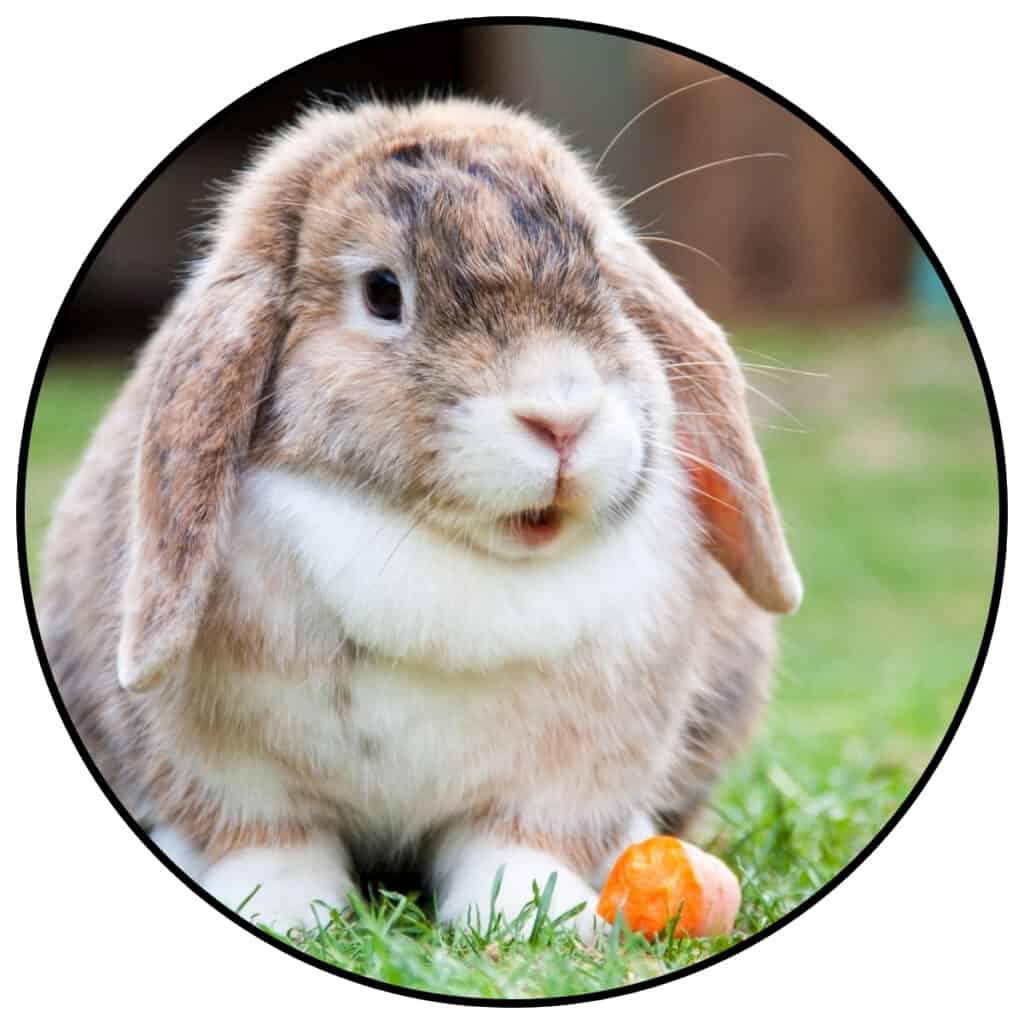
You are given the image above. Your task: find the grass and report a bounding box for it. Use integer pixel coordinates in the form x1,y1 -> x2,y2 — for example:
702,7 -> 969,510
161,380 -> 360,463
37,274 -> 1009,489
20,315 -> 1001,1000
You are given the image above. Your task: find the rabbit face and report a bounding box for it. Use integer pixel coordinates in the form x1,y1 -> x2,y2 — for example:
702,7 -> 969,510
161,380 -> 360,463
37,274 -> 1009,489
256,137 -> 675,562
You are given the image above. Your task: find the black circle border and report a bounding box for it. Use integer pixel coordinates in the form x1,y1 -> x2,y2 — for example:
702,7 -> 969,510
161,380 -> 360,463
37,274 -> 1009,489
15,15 -> 1008,1009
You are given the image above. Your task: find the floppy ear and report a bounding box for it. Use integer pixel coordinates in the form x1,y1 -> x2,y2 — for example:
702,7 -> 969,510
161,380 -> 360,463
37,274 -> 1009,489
114,107 -> 371,691
116,263 -> 290,692
602,235 -> 802,614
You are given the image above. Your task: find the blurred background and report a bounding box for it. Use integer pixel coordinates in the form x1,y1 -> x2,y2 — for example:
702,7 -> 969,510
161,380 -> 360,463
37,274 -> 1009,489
24,23 -> 1001,936
49,23 -> 935,354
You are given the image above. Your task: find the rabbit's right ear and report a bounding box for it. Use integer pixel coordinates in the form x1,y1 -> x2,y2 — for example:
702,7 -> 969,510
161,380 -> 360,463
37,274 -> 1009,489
115,108 -> 366,692
117,263 -> 290,693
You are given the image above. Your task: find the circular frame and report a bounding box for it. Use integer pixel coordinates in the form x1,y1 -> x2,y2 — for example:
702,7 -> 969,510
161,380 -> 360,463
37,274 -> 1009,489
15,15 -> 1008,1007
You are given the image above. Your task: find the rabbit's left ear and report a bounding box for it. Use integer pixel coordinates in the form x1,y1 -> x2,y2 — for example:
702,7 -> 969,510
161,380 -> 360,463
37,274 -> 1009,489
601,232 -> 802,614
116,265 -> 289,692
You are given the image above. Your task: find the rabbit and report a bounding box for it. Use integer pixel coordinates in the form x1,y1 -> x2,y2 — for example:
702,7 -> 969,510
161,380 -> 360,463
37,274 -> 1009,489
37,97 -> 801,940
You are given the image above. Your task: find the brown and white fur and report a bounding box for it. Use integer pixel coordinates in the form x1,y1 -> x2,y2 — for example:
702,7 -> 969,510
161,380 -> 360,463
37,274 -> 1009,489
38,99 -> 801,938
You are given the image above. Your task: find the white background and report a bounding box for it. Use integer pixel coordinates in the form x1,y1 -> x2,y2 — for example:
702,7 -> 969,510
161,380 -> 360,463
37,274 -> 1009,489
2,2 -> 1019,1019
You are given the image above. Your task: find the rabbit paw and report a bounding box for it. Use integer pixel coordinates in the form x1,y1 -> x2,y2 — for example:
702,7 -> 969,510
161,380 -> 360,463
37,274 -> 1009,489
201,832 -> 354,932
435,833 -> 603,942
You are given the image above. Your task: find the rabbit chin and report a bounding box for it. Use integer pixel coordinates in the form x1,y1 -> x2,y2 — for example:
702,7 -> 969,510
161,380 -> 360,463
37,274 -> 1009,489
232,456 -> 697,674
418,501 -> 593,562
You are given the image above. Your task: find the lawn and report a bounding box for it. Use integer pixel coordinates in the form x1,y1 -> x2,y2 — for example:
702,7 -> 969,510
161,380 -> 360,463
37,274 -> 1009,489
20,315 -> 1001,999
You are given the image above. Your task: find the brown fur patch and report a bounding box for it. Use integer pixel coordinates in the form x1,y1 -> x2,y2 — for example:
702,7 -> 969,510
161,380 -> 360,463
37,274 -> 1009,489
144,758 -> 314,862
204,820 -> 312,865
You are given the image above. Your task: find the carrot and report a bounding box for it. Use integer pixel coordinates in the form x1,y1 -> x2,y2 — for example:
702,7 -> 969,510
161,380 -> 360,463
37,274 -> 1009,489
597,836 -> 741,939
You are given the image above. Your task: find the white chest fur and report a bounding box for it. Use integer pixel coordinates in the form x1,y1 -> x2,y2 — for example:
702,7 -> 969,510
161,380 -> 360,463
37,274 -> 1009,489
209,465 -> 698,839
236,466 -> 693,672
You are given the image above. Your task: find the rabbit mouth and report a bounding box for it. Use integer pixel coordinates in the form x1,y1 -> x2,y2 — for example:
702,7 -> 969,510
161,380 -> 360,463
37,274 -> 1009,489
503,505 -> 563,547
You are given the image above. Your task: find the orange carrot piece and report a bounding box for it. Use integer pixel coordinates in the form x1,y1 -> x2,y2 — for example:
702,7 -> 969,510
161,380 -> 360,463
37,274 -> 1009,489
597,836 -> 741,939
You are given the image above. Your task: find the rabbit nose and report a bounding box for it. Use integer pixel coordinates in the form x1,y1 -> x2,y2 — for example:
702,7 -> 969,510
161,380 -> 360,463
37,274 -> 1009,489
515,410 -> 594,458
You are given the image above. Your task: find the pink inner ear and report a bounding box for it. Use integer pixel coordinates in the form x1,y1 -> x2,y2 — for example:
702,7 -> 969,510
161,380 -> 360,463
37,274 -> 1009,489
680,436 -> 746,578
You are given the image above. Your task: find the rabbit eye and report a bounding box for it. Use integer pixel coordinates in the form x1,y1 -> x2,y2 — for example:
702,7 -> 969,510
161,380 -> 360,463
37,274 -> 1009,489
363,269 -> 403,323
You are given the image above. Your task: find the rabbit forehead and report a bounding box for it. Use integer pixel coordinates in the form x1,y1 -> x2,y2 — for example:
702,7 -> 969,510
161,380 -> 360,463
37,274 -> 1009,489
302,130 -> 612,336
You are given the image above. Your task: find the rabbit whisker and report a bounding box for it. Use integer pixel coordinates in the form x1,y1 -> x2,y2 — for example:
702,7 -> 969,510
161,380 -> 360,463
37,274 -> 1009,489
595,75 -> 729,172
635,235 -> 724,271
743,383 -> 805,428
660,359 -> 827,379
619,152 -> 790,211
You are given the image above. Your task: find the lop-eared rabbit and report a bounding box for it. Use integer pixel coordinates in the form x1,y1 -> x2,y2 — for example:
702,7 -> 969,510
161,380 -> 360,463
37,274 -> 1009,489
39,99 -> 801,938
